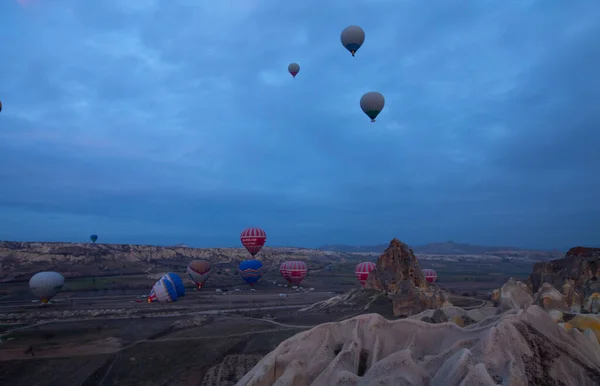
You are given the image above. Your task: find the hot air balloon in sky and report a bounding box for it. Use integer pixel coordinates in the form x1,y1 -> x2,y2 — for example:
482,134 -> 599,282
29,271 -> 65,303
90,234 -> 98,243
340,25 -> 365,57
355,262 -> 376,287
288,62 -> 300,78
148,276 -> 178,303
286,261 -> 308,286
360,92 -> 385,122
239,259 -> 263,286
162,273 -> 185,297
423,269 -> 438,283
187,260 -> 212,289
240,227 -> 267,257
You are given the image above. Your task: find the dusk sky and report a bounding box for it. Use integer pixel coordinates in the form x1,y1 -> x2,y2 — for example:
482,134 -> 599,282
0,0 -> 598,249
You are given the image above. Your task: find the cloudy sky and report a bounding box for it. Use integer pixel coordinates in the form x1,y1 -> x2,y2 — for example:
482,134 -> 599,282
0,0 -> 598,249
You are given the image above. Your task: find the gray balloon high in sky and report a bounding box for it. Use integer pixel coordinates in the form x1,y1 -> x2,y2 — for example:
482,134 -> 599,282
360,92 -> 385,122
288,62 -> 300,78
340,25 -> 365,57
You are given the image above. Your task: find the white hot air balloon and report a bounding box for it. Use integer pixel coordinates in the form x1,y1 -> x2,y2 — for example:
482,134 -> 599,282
29,271 -> 65,303
340,25 -> 365,57
360,92 -> 385,122
147,277 -> 178,303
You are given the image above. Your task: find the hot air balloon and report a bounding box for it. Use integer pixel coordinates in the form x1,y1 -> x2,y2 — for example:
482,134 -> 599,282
29,271 -> 65,303
340,25 -> 365,57
286,261 -> 308,286
148,276 -> 178,303
355,262 -> 376,287
422,269 -> 438,283
288,62 -> 300,78
239,259 -> 263,286
360,92 -> 385,122
162,273 -> 185,297
240,227 -> 267,257
90,234 -> 98,243
187,260 -> 212,289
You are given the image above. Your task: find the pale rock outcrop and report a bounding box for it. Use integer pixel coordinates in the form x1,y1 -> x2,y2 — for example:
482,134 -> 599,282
237,305 -> 600,386
492,277 -> 533,312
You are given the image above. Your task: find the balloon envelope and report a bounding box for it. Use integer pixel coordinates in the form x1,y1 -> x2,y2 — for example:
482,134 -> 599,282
240,228 -> 267,257
340,25 -> 365,56
360,92 -> 385,122
285,261 -> 308,286
288,62 -> 300,77
279,262 -> 290,283
187,260 -> 212,288
239,259 -> 263,286
148,277 -> 178,303
29,271 -> 65,303
422,269 -> 438,283
163,272 -> 186,297
355,262 -> 376,287
90,234 -> 98,243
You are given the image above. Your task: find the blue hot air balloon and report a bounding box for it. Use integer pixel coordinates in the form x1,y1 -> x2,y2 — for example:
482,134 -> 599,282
163,272 -> 186,298
148,276 -> 178,303
90,234 -> 98,243
239,259 -> 263,286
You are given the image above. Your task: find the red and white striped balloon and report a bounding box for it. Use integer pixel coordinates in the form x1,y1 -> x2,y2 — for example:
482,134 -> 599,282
422,268 -> 438,283
285,261 -> 308,285
355,261 -> 376,287
279,261 -> 290,283
240,227 -> 267,257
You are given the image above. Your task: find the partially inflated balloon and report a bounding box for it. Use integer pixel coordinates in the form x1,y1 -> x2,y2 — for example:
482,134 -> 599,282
162,273 -> 186,297
187,260 -> 212,289
288,62 -> 300,78
29,271 -> 65,303
90,234 -> 98,243
148,277 -> 178,303
340,25 -> 365,57
360,92 -> 385,122
240,228 -> 267,257
239,259 -> 263,286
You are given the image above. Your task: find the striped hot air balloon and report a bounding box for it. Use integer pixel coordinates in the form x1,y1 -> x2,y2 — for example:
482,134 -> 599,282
239,259 -> 263,286
148,277 -> 178,303
187,260 -> 213,289
355,262 -> 376,287
422,269 -> 438,283
240,227 -> 267,257
286,261 -> 308,286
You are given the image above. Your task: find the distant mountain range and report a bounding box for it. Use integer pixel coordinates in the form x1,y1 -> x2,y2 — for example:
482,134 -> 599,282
317,241 -> 552,255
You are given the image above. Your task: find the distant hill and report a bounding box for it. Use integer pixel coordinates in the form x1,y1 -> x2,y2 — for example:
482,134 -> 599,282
318,241 -> 534,255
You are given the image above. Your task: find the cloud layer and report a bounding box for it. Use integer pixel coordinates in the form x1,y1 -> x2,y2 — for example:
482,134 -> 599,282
1,0 -> 599,249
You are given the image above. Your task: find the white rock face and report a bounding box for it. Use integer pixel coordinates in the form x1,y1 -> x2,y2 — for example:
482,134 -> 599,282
236,305 -> 600,386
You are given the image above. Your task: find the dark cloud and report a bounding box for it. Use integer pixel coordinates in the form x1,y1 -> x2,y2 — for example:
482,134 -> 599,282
0,0 -> 598,248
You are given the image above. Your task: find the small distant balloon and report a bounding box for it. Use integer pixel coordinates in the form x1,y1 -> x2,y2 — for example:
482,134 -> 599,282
288,62 -> 300,78
187,260 -> 213,289
340,25 -> 365,57
90,234 -> 98,243
360,92 -> 385,122
240,227 -> 267,257
0,101 -> 3,113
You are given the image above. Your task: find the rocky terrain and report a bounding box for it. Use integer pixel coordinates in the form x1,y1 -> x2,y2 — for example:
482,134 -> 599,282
238,244 -> 600,385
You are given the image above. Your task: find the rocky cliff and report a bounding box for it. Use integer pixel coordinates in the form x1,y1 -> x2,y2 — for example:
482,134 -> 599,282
366,238 -> 449,316
528,246 -> 600,309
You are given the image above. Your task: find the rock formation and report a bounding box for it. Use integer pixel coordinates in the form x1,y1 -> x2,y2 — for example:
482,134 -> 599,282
365,238 -> 449,316
236,305 -> 600,386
